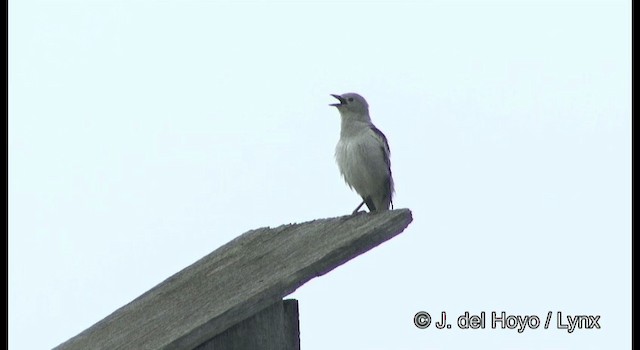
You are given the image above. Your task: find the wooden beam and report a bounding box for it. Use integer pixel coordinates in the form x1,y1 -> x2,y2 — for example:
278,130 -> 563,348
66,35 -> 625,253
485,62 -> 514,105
54,209 -> 413,350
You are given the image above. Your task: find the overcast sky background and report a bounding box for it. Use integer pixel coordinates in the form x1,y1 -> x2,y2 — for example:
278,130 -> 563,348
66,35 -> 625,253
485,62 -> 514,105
9,0 -> 631,349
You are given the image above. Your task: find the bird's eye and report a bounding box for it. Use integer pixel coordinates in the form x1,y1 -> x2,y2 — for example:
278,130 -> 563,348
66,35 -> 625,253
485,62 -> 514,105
348,97 -> 354,102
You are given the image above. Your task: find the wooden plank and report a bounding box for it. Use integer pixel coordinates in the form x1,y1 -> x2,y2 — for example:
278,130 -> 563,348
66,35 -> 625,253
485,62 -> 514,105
282,299 -> 300,350
194,299 -> 299,350
54,209 -> 413,350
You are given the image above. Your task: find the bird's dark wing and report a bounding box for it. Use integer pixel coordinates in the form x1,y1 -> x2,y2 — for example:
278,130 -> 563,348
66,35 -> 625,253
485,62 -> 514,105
370,126 -> 390,157
370,125 -> 394,208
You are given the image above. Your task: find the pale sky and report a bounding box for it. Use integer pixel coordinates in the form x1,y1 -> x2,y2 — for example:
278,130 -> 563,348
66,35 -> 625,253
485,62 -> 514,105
9,0 -> 631,349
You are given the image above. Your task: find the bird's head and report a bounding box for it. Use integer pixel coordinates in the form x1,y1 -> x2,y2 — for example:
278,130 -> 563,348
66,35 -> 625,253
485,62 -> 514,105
330,93 -> 370,121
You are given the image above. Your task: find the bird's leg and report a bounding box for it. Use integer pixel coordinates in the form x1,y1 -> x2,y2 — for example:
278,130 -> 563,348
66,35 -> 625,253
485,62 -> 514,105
351,201 -> 366,215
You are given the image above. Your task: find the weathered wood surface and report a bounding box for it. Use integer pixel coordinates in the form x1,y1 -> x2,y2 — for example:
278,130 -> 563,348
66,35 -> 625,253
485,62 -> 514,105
54,209 -> 413,350
194,299 -> 299,350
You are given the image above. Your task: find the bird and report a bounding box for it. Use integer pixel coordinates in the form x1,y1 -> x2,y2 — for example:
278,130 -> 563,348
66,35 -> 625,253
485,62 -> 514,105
330,92 -> 394,214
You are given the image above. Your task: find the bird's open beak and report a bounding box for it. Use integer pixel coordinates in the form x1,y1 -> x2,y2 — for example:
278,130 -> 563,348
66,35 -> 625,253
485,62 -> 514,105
329,94 -> 346,107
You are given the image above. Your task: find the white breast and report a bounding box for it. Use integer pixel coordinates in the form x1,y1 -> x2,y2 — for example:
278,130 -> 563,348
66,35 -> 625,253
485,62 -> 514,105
335,130 -> 389,199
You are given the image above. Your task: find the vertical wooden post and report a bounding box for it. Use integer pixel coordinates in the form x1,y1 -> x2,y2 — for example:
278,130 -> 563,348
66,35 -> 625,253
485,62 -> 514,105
195,299 -> 300,350
283,300 -> 301,350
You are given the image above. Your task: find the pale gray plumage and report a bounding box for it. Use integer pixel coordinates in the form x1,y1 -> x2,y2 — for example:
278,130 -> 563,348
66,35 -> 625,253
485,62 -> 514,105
330,93 -> 394,213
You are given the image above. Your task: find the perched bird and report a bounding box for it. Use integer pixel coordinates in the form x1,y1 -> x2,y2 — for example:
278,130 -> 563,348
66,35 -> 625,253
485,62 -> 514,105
330,93 -> 394,214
